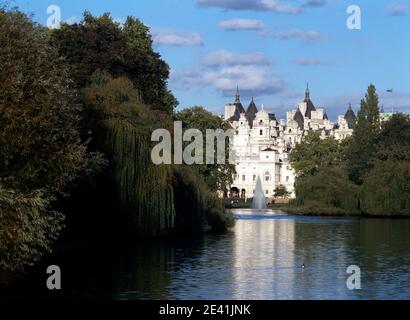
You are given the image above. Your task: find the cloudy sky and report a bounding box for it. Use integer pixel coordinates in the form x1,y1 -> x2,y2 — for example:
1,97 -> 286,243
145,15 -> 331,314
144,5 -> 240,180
13,0 -> 410,120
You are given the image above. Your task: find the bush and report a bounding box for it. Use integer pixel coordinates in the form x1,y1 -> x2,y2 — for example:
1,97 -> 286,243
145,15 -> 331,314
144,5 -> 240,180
172,166 -> 234,234
0,185 -> 63,284
361,161 -> 410,216
294,167 -> 360,215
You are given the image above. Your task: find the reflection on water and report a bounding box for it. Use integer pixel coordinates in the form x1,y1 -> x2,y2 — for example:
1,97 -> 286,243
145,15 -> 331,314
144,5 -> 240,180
5,210 -> 410,300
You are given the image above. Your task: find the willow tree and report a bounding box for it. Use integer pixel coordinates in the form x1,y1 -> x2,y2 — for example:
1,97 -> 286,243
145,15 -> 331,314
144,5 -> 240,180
83,71 -> 175,236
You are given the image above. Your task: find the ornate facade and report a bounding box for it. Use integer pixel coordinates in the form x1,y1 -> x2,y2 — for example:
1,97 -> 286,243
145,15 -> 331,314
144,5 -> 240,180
225,85 -> 356,200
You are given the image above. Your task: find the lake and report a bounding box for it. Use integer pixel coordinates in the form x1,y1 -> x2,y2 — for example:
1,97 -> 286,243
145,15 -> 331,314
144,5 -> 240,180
3,209 -> 410,300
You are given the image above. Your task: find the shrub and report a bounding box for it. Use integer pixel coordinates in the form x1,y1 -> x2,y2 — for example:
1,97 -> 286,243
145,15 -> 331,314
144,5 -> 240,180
294,166 -> 360,215
0,185 -> 63,284
361,161 -> 410,216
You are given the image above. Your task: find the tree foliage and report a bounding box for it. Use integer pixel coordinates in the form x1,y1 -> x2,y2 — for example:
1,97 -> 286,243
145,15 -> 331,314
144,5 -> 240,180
0,9 -> 87,195
51,12 -> 178,113
174,106 -> 236,192
345,84 -> 380,184
289,132 -> 344,177
361,161 -> 410,216
293,167 -> 360,215
274,185 -> 291,198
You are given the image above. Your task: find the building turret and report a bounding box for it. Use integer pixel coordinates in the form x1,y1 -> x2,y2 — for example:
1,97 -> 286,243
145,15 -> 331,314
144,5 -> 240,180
246,97 -> 258,127
303,82 -> 316,119
344,104 -> 357,129
293,108 -> 304,129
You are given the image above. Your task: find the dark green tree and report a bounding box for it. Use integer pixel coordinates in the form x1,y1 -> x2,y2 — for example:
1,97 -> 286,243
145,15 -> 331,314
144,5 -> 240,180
51,12 -> 178,113
345,84 -> 380,184
0,8 -> 86,281
376,113 -> 410,162
274,185 -> 291,198
174,106 -> 236,192
289,132 -> 344,177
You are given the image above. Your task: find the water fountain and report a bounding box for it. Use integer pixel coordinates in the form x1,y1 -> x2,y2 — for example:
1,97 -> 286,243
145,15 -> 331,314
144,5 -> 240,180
252,176 -> 267,210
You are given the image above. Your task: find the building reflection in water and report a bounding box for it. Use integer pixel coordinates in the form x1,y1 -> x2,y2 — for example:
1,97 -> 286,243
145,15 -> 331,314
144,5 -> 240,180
233,215 -> 296,299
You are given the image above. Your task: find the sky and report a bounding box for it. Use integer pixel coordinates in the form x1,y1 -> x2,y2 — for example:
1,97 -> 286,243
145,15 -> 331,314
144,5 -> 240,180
9,0 -> 410,120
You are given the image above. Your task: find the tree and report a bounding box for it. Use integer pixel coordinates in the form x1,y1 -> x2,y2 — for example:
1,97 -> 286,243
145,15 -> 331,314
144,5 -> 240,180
289,132 -> 344,177
294,167 -> 360,214
51,12 -> 178,113
0,9 -> 87,195
174,106 -> 236,192
274,185 -> 291,198
345,84 -> 380,184
361,161 -> 410,215
0,8 -> 86,281
376,113 -> 410,162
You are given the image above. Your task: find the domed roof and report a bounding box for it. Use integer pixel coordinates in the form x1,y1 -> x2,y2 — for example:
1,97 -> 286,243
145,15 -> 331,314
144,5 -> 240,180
344,104 -> 357,129
293,108 -> 304,129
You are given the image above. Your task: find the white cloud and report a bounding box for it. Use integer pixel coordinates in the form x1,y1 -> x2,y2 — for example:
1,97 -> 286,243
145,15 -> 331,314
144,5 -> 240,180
262,28 -> 327,42
304,0 -> 326,7
171,50 -> 284,97
203,50 -> 269,67
152,28 -> 203,46
195,0 -> 303,14
218,18 -> 266,31
386,2 -> 409,16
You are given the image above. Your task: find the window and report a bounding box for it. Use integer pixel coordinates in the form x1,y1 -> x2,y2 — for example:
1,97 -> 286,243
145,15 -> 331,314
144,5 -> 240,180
265,171 -> 270,182
266,190 -> 269,195
286,166 -> 289,170
253,175 -> 256,181
286,176 -> 289,182
242,175 -> 246,181
266,155 -> 269,159
260,130 -> 263,135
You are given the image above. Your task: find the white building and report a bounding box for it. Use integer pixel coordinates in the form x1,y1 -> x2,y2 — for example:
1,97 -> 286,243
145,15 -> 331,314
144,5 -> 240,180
225,85 -> 356,200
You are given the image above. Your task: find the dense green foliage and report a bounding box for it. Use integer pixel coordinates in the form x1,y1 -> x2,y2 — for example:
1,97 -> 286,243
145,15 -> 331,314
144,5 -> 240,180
293,167 -> 360,215
175,106 -> 236,192
0,187 -> 63,284
0,9 -> 86,281
274,185 -> 291,198
51,12 -> 178,113
345,84 -> 380,184
289,132 -> 345,177
173,166 -> 234,233
82,72 -> 176,236
0,9 -> 87,194
0,9 -> 233,283
290,85 -> 410,216
361,161 -> 410,216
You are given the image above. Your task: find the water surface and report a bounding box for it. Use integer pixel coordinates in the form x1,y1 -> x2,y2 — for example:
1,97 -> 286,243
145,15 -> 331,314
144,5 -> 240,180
5,209 -> 410,300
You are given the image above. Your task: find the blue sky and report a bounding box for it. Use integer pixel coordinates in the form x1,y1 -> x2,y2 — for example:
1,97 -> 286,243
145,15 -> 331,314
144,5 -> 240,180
10,0 -> 410,120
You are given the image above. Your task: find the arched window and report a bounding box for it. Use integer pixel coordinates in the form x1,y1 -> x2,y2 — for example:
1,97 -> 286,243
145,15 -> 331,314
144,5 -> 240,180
260,129 -> 263,135
264,171 -> 270,182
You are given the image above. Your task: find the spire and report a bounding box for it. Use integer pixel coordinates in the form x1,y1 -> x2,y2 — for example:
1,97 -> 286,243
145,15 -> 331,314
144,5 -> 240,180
235,85 -> 240,103
305,82 -> 310,100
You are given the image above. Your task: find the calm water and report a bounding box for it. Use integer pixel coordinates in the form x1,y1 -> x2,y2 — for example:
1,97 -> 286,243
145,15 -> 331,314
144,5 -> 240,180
5,210 -> 410,300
